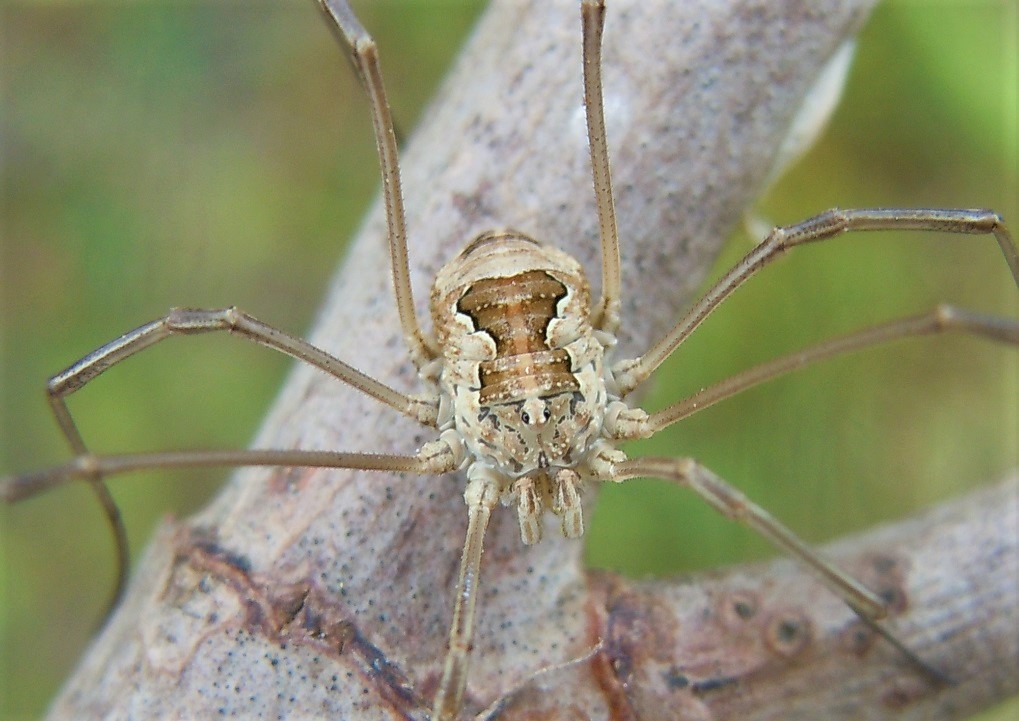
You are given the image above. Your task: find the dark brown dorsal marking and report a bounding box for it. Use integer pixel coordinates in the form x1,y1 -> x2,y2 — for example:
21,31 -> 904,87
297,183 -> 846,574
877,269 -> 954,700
457,270 -> 580,404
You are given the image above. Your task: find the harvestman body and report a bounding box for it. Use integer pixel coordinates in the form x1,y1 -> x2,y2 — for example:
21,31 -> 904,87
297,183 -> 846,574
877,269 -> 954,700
4,1 -> 1019,719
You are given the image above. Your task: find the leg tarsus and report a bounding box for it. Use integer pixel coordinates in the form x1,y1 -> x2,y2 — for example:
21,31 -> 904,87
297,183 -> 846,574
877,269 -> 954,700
610,455 -> 888,617
607,455 -> 953,684
87,477 -> 130,623
474,640 -> 605,721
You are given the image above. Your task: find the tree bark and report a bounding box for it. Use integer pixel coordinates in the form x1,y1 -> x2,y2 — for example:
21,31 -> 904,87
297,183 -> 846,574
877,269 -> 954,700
42,0 -> 1017,719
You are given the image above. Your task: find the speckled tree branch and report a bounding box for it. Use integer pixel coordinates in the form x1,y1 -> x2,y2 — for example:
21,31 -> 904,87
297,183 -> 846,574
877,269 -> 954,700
41,1 -> 1017,719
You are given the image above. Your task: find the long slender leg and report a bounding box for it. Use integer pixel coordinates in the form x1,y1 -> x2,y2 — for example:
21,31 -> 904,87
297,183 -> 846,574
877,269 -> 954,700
318,0 -> 435,368
432,474 -> 500,721
1,438 -> 460,611
2,444 -> 460,505
20,305 -> 438,610
613,208 -> 1018,395
476,641 -> 605,721
47,307 -> 436,444
581,0 -> 622,333
606,456 -> 949,684
608,305 -> 1019,439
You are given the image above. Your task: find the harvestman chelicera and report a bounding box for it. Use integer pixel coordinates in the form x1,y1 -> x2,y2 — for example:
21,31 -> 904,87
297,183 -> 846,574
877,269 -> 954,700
4,1 -> 1019,719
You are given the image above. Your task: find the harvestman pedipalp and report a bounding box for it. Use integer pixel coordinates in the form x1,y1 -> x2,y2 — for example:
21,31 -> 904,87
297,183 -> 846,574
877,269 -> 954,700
3,1 -> 1019,719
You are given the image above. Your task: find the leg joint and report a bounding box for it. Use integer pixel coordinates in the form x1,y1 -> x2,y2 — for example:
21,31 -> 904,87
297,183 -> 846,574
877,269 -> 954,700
166,306 -> 239,332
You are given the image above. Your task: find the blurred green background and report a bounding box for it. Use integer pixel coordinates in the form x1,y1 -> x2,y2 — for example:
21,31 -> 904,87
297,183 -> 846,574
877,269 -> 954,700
1,0 -> 1015,718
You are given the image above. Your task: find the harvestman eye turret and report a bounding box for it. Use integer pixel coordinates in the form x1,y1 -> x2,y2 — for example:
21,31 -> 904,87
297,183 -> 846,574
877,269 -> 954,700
4,1 -> 1019,719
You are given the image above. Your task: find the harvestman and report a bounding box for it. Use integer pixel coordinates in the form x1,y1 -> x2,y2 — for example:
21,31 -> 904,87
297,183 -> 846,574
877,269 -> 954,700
4,1 -> 1019,719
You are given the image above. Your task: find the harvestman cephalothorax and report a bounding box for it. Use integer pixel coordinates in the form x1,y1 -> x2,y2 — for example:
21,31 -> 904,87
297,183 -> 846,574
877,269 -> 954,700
3,1 -> 1018,719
